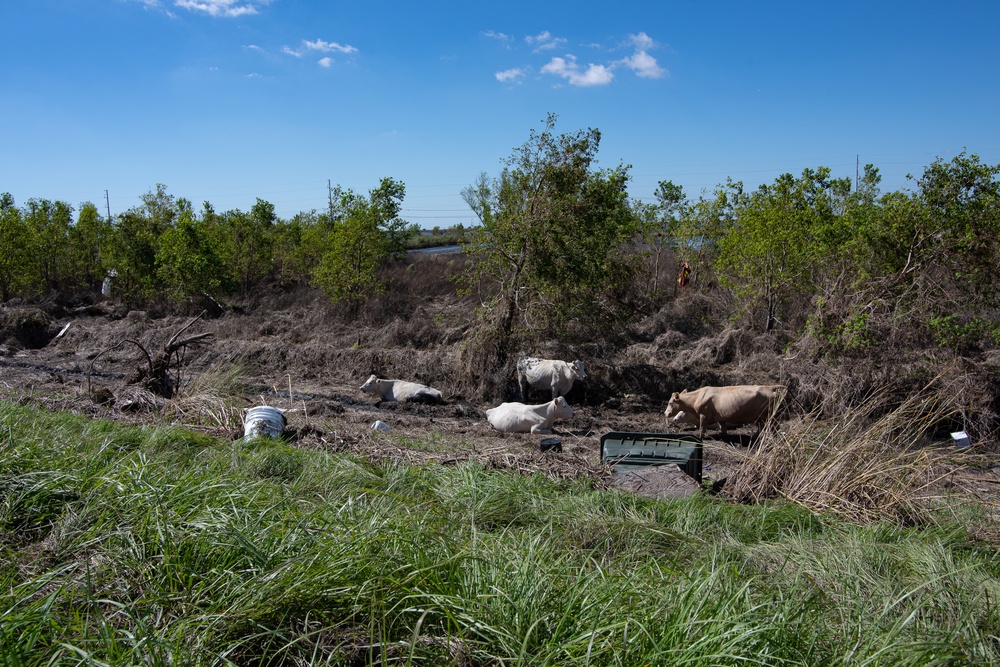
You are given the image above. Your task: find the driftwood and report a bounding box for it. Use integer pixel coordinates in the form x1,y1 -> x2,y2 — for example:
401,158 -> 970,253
89,313 -> 214,400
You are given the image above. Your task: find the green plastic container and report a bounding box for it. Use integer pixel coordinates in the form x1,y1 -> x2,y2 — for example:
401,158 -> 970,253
600,431 -> 703,483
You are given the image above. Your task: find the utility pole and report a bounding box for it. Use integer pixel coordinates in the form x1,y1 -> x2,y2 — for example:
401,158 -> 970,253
105,190 -> 111,222
855,155 -> 859,192
327,179 -> 334,221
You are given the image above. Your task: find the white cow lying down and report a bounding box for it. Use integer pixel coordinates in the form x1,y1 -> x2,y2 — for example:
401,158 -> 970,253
517,357 -> 587,400
486,396 -> 574,434
360,374 -> 443,404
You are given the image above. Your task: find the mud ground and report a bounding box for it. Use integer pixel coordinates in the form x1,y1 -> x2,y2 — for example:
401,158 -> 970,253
0,296 -> 756,499
3,287 -> 998,512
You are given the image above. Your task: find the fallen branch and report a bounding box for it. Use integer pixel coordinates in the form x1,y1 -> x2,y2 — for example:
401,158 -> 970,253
129,313 -> 214,397
90,312 -> 215,400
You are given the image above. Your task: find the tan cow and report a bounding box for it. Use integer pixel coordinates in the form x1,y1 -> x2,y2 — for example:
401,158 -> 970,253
486,396 -> 574,434
664,385 -> 785,439
360,374 -> 443,404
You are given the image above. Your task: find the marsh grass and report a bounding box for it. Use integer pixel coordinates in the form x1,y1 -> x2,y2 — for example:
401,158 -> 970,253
2,399 -> 999,665
726,388 -> 971,525
162,362 -> 249,435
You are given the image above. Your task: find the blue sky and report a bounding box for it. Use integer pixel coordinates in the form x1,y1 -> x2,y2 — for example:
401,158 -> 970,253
3,1 -> 999,227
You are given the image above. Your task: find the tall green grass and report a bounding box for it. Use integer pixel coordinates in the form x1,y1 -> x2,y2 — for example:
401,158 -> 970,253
2,399 -> 999,665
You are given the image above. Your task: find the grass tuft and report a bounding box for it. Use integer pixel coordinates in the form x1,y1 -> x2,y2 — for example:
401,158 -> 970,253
726,387 -> 969,525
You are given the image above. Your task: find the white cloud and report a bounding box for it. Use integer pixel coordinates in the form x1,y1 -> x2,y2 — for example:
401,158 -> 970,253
525,31 -> 566,53
628,32 -> 655,51
618,49 -> 665,78
303,38 -> 357,54
174,0 -> 268,17
495,68 -> 525,83
282,39 -> 357,66
128,0 -> 177,18
615,32 -> 666,78
485,30 -> 512,46
492,30 -> 664,87
541,55 -> 613,87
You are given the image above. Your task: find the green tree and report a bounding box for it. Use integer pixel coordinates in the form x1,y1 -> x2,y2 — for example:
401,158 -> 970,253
312,210 -> 388,305
716,167 -> 851,331
865,153 -> 1000,349
673,178 -> 746,286
68,202 -> 111,293
637,180 -> 688,304
0,193 -> 31,300
460,113 -> 640,363
366,177 -> 415,255
311,178 -> 411,304
218,198 -> 276,294
23,198 -> 74,295
915,152 -> 1000,306
273,210 -> 321,285
155,204 -> 231,302
105,184 -> 177,304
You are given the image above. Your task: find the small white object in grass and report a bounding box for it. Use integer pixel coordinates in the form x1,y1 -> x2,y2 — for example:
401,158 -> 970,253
372,420 -> 391,431
243,406 -> 286,439
951,431 -> 970,448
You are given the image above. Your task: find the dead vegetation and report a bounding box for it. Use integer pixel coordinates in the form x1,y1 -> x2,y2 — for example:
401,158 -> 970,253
2,249 -> 1000,530
725,383 -> 971,525
89,312 -> 214,400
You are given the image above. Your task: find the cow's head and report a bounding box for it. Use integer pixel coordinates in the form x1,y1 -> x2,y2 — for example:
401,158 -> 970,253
570,359 -> 587,379
360,374 -> 380,392
671,410 -> 699,426
663,392 -> 684,421
552,395 -> 575,418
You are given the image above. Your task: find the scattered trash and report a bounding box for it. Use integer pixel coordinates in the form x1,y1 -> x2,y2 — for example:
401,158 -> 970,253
539,437 -> 562,453
244,406 -> 286,439
372,420 -> 391,431
101,269 -> 118,297
600,431 -> 703,484
951,431 -> 971,449
54,322 -> 72,340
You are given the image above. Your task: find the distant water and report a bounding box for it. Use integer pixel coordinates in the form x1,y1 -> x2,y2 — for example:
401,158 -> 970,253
408,245 -> 463,254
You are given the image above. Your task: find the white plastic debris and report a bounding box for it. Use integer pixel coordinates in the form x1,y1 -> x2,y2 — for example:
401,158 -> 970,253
951,431 -> 970,449
371,420 -> 391,431
244,406 -> 286,439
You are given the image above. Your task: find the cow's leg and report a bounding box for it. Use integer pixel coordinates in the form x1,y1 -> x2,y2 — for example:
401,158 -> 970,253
699,414 -> 707,440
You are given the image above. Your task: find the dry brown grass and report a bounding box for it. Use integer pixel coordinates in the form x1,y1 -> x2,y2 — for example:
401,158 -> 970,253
725,384 -> 971,525
163,362 -> 249,435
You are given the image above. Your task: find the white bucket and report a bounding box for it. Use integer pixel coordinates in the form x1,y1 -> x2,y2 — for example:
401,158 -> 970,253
244,406 -> 286,439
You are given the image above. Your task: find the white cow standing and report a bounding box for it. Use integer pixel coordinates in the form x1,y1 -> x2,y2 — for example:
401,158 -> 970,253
516,357 -> 587,400
486,397 -> 574,434
360,374 -> 444,404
